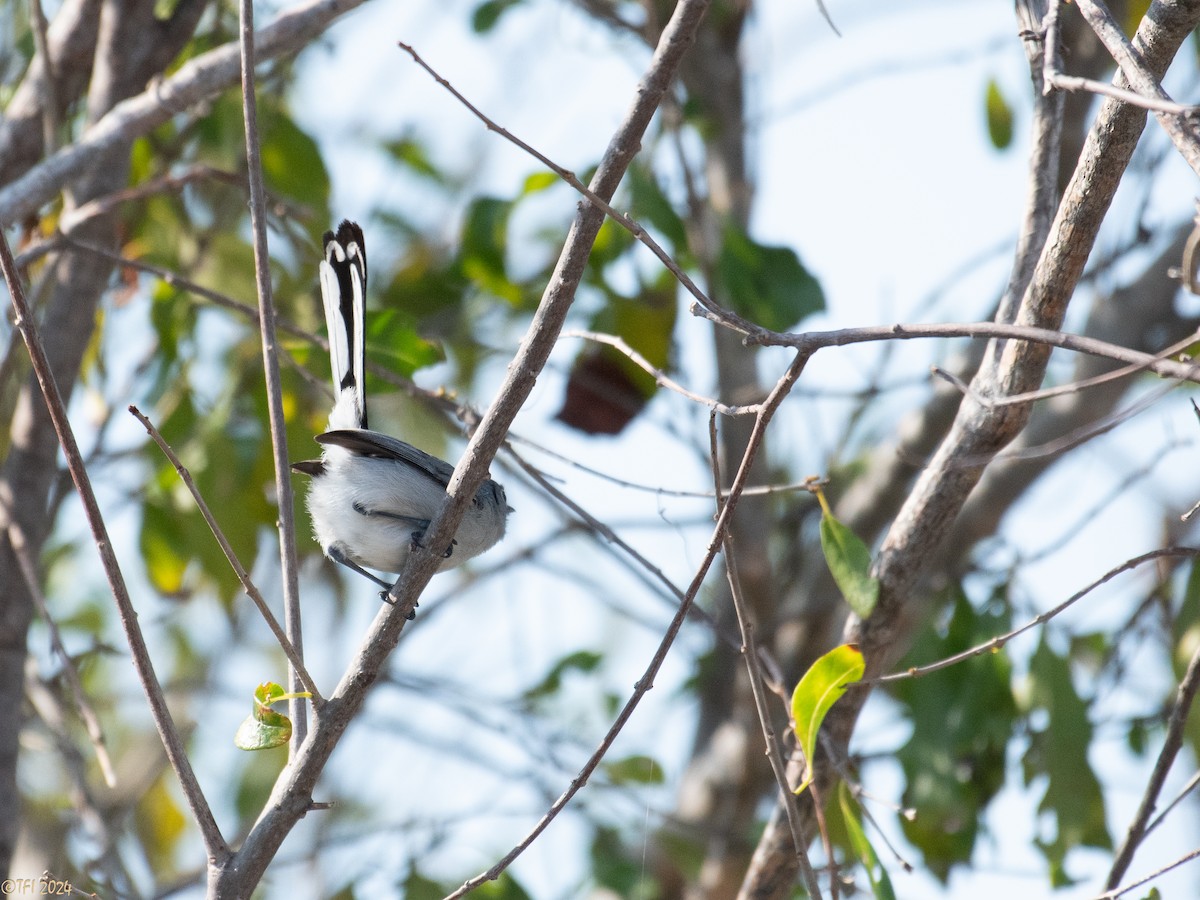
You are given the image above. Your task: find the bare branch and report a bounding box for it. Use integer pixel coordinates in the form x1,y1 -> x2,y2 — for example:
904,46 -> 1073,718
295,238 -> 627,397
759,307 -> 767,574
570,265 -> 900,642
709,413 -> 822,899
742,0 -> 1200,892
209,0 -> 716,891
0,228 -> 228,862
738,318 -> 1200,384
27,0 -> 61,155
868,547 -> 1199,684
57,165 -> 241,233
238,0 -> 307,751
929,323 -> 1200,408
449,349 -> 810,897
561,328 -> 759,415
1048,70 -> 1200,115
0,0 -> 102,184
1096,847 -> 1200,899
127,406 -> 322,703
1106,559 -> 1200,887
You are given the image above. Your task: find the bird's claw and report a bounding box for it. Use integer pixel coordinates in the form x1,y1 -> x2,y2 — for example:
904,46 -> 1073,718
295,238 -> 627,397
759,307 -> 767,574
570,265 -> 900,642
410,530 -> 457,559
377,589 -> 418,620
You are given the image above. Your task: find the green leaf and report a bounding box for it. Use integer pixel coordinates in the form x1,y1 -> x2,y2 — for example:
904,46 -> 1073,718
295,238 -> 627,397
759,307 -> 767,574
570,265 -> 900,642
234,681 -> 310,751
1023,636 -> 1111,881
401,870 -> 450,900
893,584 -> 1016,882
459,196 -> 522,304
383,135 -> 448,183
816,489 -> 879,618
470,873 -> 532,900
984,78 -> 1014,150
134,774 -> 188,875
521,171 -> 559,195
839,782 -> 897,900
628,163 -> 687,249
716,222 -> 824,332
257,102 -> 330,210
602,754 -> 665,785
523,649 -> 604,701
365,308 -> 444,379
587,216 -> 636,270
1124,0 -> 1152,34
140,500 -> 189,595
472,0 -> 523,33
791,644 -> 864,792
589,825 -> 660,899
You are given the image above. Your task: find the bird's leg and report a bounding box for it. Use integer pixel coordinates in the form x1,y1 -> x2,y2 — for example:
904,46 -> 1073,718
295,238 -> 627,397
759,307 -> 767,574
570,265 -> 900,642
326,544 -> 417,619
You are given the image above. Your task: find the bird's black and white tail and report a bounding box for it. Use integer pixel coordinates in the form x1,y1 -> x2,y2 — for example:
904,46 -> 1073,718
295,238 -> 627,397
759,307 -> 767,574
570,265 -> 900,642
320,220 -> 368,431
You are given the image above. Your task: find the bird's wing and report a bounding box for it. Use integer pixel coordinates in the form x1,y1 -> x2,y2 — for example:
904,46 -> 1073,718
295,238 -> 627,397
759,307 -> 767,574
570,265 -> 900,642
317,429 -> 456,488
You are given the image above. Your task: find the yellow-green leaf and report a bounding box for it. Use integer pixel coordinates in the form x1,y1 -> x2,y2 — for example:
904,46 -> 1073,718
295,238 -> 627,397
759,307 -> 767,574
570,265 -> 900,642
791,644 -> 864,793
815,487 -> 879,618
234,681 -> 310,751
985,78 -> 1014,150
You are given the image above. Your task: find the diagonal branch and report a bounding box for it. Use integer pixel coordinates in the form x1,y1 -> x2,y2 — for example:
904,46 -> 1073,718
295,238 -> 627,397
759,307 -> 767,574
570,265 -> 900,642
1106,576 -> 1200,887
0,228 -> 228,862
741,0 -> 1200,894
208,0 -> 714,891
128,406 -> 321,702
447,349 -> 810,897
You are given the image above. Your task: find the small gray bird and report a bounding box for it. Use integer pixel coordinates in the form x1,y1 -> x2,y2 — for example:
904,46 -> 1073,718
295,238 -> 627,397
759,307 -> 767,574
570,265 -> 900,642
292,221 -> 509,602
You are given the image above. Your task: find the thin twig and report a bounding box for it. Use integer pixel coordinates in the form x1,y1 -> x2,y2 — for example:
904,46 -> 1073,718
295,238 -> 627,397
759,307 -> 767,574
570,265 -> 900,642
734,319 -> 1200,384
561,328 -> 758,415
6,519 -> 117,787
1047,71 -> 1200,116
509,432 -> 815,501
1095,847 -> 1200,899
57,165 -> 241,233
929,324 -> 1200,407
1039,0 -> 1062,98
0,225 -> 228,861
239,0 -> 307,748
926,338 -> 1190,408
931,369 -> 1182,467
820,741 -> 915,873
867,547 -> 1200,685
708,412 -> 823,899
396,41 -> 753,331
128,405 -> 322,703
1106,586 -> 1200,888
1147,772 -> 1200,843
446,349 -> 810,897
59,235 -> 276,325
509,444 -> 789,690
